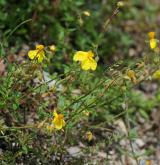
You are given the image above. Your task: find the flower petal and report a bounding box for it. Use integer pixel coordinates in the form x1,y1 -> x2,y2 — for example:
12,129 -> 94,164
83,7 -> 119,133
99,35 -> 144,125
53,117 -> 65,130
36,44 -> 44,50
53,111 -> 58,117
53,119 -> 62,130
81,59 -> 91,70
150,39 -> 157,49
81,59 -> 97,71
148,32 -> 155,39
28,50 -> 38,59
73,51 -> 88,62
87,51 -> 94,58
90,59 -> 97,70
37,51 -> 45,63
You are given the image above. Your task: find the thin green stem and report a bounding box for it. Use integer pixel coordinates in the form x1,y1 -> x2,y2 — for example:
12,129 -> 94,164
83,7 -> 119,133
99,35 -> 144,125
67,79 -> 116,123
6,19 -> 32,40
124,92 -> 140,165
63,79 -> 107,111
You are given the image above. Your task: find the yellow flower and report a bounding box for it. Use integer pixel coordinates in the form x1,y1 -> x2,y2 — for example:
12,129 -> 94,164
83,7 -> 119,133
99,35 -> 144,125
153,70 -> 160,79
73,51 -> 97,71
148,32 -> 158,49
52,111 -> 65,130
85,131 -> 93,141
28,44 -> 45,63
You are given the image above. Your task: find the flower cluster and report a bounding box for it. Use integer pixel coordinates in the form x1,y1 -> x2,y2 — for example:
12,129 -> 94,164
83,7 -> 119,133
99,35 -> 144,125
28,45 -> 97,71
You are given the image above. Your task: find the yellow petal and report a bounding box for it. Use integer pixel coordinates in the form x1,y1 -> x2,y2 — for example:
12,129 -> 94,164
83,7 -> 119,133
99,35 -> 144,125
37,51 -> 45,63
28,50 -> 38,60
90,59 -> 97,70
38,56 -> 43,63
81,59 -> 97,71
53,118 -> 65,130
53,111 -> 58,117
148,32 -> 155,39
55,125 -> 62,130
53,119 -> 62,130
36,44 -> 44,50
87,51 -> 94,58
73,51 -> 88,62
81,59 -> 91,70
150,39 -> 157,49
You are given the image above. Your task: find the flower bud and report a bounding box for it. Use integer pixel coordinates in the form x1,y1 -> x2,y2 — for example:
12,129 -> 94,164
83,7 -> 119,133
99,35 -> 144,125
49,45 -> 56,52
83,11 -> 91,17
117,1 -> 124,7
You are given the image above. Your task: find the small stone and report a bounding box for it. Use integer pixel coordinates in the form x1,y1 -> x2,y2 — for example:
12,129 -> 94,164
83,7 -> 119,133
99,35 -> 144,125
67,146 -> 82,158
135,138 -> 145,148
114,119 -> 127,135
98,151 -> 107,158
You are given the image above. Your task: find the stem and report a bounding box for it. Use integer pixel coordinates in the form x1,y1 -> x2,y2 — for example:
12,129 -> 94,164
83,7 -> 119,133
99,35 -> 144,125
113,110 -> 127,120
96,6 -> 120,47
103,7 -> 119,32
6,19 -> 32,40
67,79 -> 116,123
124,92 -> 140,165
85,123 -> 113,132
63,79 -> 107,111
6,124 -> 37,130
23,108 -> 26,124
20,68 -> 76,99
